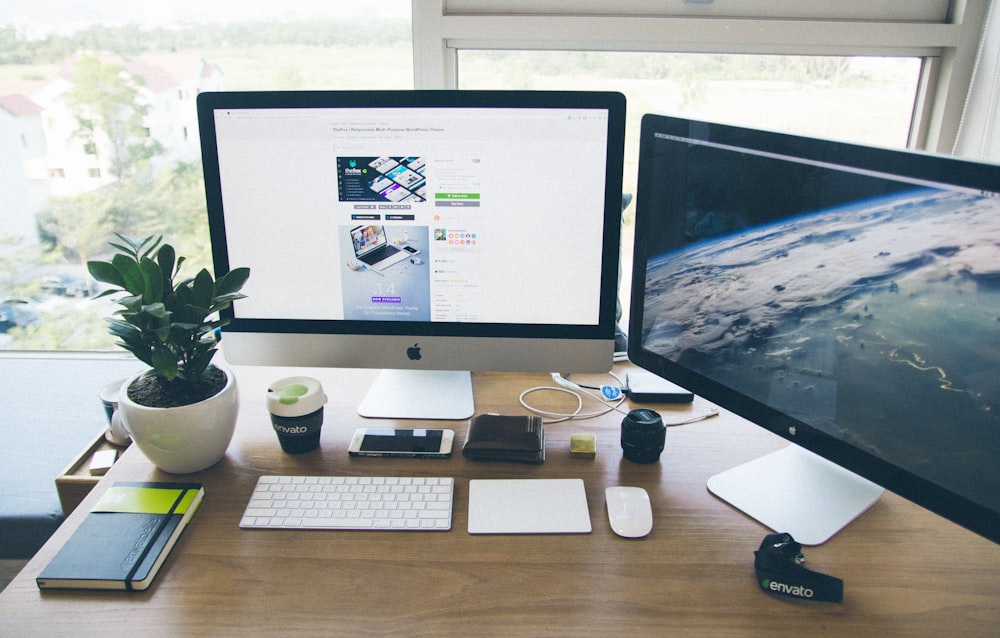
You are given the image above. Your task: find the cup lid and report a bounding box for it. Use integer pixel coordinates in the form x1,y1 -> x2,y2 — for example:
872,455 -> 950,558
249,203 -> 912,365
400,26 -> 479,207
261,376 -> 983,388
100,378 -> 127,404
266,376 -> 327,417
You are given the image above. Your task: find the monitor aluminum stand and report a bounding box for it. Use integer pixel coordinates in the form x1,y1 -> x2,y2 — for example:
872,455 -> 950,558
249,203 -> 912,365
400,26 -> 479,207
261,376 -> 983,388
707,445 -> 884,545
357,369 -> 475,420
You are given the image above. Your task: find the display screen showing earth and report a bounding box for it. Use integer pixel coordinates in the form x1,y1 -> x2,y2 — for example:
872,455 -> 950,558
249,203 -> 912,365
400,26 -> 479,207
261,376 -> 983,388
638,136 -> 1000,512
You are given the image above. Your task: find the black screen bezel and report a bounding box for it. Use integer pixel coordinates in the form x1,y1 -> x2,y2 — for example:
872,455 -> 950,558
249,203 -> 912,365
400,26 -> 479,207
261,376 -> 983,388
197,89 -> 626,343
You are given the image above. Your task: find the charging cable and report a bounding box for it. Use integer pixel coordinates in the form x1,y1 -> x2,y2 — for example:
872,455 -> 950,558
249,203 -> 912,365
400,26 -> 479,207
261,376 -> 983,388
518,372 -> 628,424
519,372 -> 720,425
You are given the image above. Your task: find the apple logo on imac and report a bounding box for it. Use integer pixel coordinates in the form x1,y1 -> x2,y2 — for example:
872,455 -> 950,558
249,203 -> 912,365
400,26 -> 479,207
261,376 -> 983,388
407,343 -> 422,361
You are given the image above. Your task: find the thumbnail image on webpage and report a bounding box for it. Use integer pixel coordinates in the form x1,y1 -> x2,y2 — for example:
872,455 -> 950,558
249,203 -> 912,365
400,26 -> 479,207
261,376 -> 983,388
339,224 -> 431,321
337,156 -> 427,203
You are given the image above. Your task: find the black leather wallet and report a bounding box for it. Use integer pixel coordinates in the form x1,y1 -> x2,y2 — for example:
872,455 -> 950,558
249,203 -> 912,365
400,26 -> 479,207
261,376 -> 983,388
462,414 -> 545,463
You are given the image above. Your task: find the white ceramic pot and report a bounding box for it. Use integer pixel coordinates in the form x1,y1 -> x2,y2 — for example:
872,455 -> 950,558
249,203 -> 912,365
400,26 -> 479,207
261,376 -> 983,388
117,365 -> 239,474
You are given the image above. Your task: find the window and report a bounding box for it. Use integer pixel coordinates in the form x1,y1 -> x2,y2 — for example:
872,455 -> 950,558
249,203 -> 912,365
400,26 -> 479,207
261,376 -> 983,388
412,1 -> 987,151
1,0 -> 991,351
0,1 -> 413,350
411,0 -> 990,327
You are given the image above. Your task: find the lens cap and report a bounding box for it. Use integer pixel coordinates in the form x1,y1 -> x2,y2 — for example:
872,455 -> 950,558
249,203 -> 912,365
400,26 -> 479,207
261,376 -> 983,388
621,408 -> 666,463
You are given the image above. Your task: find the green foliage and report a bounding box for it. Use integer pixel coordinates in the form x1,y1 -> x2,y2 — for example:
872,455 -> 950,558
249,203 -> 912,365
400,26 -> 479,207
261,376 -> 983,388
0,20 -> 411,66
5,304 -> 115,350
87,234 -> 249,386
66,55 -> 163,180
37,165 -> 213,272
0,232 -> 44,300
36,188 -> 117,286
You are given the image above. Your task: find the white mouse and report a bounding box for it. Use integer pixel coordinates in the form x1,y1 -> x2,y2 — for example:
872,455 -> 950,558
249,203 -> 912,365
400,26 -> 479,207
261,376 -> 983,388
605,486 -> 653,538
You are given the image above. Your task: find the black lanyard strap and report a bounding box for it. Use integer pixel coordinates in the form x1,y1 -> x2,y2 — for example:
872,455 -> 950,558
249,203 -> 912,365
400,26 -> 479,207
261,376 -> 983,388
754,533 -> 844,603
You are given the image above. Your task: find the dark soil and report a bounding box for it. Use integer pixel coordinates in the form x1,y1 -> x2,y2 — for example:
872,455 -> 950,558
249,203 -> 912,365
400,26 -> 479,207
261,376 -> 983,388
127,367 -> 227,408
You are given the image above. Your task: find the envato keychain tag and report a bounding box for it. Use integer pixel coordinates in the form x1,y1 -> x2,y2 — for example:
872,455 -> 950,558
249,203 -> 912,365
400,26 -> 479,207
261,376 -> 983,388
754,533 -> 844,603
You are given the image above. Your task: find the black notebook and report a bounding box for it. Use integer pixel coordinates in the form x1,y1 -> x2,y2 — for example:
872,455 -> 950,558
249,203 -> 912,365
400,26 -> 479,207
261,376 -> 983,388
36,482 -> 204,591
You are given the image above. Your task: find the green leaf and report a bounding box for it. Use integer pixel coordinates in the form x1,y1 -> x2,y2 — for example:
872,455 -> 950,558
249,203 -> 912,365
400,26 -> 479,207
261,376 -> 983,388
136,235 -> 163,261
140,302 -> 169,319
151,324 -> 172,343
107,242 -> 132,256
156,243 -> 176,291
139,256 -> 163,304
167,288 -> 195,324
208,293 -> 246,314
87,260 -> 125,287
111,232 -> 141,255
171,284 -> 192,308
196,332 -> 218,346
105,320 -> 153,367
206,316 -> 231,331
185,349 -> 217,381
112,253 -> 145,295
215,267 -> 250,297
106,318 -> 141,340
178,305 -> 210,326
170,318 -> 200,330
191,268 -> 214,310
151,347 -> 178,381
118,294 -> 144,312
119,345 -> 153,369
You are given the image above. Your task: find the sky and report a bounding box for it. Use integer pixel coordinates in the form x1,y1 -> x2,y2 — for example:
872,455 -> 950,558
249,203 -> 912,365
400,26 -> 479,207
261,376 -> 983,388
2,0 -> 410,32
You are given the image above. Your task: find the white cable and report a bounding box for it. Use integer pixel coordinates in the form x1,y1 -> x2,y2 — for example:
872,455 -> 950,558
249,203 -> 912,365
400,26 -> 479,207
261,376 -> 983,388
517,385 -> 584,423
519,371 -> 721,426
518,372 -> 629,423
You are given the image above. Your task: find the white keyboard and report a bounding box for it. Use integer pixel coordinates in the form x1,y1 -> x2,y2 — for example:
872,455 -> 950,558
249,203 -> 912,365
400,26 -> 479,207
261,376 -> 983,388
240,475 -> 454,531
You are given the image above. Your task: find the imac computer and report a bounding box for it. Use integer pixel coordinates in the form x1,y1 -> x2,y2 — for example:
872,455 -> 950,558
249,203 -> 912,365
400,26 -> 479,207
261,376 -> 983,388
198,90 -> 626,419
629,114 -> 1000,545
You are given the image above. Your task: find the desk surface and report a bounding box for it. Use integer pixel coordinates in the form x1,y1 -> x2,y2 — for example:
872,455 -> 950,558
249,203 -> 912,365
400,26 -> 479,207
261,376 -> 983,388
2,364 -> 999,636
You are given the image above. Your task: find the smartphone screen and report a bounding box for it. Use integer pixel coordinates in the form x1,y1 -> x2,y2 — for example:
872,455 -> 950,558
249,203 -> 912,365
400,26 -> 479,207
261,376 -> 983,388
350,428 -> 453,457
361,428 -> 442,452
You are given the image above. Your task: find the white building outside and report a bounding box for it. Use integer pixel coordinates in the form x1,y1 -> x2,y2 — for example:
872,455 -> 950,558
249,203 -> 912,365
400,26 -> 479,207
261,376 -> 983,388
0,54 -> 223,248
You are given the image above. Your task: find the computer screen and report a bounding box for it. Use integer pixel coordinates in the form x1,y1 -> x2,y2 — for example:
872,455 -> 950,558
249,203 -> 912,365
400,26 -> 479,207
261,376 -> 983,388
198,90 -> 625,419
629,114 -> 1000,545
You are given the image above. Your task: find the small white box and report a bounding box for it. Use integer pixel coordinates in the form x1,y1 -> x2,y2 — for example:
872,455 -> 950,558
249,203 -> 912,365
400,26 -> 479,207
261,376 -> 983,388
88,449 -> 118,476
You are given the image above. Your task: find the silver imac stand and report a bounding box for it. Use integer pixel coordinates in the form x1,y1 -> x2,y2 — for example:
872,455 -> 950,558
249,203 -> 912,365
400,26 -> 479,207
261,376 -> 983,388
357,369 -> 475,420
707,445 -> 884,545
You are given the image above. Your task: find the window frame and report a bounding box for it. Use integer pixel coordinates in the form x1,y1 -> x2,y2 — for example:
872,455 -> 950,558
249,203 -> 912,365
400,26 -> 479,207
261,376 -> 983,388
410,0 -> 989,152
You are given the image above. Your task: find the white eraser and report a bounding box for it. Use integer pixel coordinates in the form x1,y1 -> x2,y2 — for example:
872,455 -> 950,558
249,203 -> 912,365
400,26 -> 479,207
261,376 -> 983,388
89,449 -> 118,476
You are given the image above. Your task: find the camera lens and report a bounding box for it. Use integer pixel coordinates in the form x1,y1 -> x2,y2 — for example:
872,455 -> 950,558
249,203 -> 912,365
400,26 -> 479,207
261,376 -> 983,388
621,408 -> 666,464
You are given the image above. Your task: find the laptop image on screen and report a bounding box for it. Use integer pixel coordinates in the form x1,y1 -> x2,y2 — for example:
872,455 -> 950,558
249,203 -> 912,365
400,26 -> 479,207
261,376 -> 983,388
350,224 -> 410,271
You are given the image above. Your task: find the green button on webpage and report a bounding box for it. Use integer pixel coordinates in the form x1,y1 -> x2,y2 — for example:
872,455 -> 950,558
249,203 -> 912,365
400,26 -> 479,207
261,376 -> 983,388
435,193 -> 481,200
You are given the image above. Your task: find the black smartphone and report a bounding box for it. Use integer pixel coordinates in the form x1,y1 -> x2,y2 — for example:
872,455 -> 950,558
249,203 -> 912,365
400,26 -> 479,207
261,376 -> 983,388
348,428 -> 454,458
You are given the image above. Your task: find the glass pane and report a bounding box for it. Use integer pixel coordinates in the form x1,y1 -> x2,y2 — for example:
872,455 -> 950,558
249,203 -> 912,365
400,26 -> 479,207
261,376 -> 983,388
457,50 -> 922,325
0,2 -> 412,350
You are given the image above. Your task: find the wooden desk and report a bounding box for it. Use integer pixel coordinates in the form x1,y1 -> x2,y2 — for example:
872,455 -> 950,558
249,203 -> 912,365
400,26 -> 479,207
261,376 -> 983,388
2,364 -> 999,636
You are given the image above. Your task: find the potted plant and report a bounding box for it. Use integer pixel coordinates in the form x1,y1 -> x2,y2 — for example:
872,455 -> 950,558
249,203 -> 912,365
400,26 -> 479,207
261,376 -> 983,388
88,234 -> 250,473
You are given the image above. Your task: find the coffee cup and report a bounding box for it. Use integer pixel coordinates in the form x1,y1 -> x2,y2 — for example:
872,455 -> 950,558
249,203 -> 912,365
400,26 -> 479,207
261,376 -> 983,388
266,376 -> 327,454
100,378 -> 131,446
